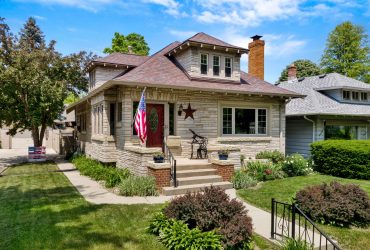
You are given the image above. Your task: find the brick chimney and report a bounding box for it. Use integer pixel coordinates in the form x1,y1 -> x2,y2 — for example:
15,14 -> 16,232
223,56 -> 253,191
248,35 -> 265,80
288,64 -> 297,80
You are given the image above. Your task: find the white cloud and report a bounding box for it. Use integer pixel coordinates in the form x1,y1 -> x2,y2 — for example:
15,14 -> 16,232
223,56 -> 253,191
143,0 -> 187,17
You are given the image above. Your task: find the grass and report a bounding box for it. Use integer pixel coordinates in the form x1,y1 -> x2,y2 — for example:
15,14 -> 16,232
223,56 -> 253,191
0,162 -> 277,250
237,173 -> 370,250
0,162 -> 165,250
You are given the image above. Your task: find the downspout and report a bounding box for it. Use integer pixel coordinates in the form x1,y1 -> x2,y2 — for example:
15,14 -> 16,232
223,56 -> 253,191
304,115 -> 315,142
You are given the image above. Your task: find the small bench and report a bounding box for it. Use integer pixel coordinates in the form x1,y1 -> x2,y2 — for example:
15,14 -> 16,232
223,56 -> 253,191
189,129 -> 208,159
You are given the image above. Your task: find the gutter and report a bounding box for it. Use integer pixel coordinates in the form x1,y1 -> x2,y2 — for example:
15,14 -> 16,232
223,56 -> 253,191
304,115 -> 316,142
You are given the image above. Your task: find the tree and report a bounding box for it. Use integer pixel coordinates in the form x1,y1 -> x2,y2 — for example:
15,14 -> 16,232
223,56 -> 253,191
0,17 -> 90,146
278,59 -> 322,82
103,32 -> 150,55
321,21 -> 370,83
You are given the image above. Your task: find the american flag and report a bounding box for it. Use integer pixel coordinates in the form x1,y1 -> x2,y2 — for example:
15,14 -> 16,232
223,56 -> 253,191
134,90 -> 147,144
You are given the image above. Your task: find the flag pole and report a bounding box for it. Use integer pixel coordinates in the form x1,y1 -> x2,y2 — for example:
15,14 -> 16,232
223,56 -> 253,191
132,87 -> 147,128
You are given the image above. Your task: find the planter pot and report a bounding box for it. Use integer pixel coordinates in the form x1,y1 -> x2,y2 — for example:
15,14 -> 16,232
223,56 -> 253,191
153,156 -> 165,163
218,154 -> 229,160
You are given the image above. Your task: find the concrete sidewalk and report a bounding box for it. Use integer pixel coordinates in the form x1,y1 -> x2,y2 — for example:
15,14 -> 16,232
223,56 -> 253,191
56,160 -> 326,248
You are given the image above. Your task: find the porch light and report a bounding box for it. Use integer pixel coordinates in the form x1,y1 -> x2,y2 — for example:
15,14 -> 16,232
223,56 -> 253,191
178,104 -> 183,116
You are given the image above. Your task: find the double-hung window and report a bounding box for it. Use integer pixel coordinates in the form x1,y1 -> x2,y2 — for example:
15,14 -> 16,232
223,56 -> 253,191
222,107 -> 267,135
200,54 -> 208,75
361,92 -> 368,102
213,55 -> 220,76
352,91 -> 359,100
225,57 -> 232,77
342,90 -> 350,100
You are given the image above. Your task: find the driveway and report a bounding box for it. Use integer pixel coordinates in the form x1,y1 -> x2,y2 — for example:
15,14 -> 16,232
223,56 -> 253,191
0,148 -> 58,174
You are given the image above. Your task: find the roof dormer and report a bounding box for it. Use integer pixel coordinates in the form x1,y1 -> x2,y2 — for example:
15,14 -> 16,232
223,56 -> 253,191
167,32 -> 248,83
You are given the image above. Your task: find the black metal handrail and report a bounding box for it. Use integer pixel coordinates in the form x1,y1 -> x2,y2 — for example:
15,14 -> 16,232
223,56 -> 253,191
271,198 -> 341,250
163,139 -> 177,188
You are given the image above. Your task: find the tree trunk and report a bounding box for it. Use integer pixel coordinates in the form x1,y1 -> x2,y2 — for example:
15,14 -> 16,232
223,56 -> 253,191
31,126 -> 43,147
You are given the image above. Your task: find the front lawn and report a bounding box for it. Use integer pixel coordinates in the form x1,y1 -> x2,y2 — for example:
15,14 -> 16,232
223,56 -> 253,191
0,162 -> 165,250
238,173 -> 370,250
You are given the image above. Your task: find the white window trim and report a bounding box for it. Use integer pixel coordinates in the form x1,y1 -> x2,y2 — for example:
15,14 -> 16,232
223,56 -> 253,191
213,55 -> 220,76
221,107 -> 268,136
225,57 -> 232,78
200,53 -> 208,75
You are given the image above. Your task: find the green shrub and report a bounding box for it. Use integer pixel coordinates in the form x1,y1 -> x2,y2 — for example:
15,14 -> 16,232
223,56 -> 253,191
282,153 -> 311,177
119,175 -> 158,196
159,219 -> 223,250
72,155 -> 130,188
311,140 -> 370,179
295,181 -> 370,227
282,238 -> 310,250
246,161 -> 285,181
164,186 -> 253,249
255,150 -> 285,164
232,170 -> 258,189
147,212 -> 174,235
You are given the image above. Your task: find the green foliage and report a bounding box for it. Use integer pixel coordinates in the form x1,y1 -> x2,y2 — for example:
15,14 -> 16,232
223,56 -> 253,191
72,155 -> 130,188
321,21 -> 370,83
103,32 -> 150,56
282,153 -> 311,177
119,175 -> 158,196
0,17 -> 93,146
246,161 -> 286,181
232,170 -> 258,189
64,92 -> 80,105
255,150 -> 285,164
311,140 -> 370,179
159,219 -> 223,250
296,181 -> 370,227
281,238 -> 310,250
278,59 -> 322,83
163,186 -> 253,248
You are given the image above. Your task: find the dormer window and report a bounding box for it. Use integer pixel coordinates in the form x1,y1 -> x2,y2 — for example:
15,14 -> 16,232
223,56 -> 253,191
213,56 -> 220,76
225,57 -> 232,77
352,91 -> 359,100
343,90 -> 350,100
361,92 -> 368,101
200,54 -> 208,75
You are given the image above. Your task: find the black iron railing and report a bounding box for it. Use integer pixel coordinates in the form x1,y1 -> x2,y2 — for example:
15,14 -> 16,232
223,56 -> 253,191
163,139 -> 177,188
271,198 -> 341,250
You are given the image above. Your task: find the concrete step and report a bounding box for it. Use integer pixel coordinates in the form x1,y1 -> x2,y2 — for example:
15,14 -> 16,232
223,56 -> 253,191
176,163 -> 213,171
162,182 -> 233,196
176,169 -> 217,178
175,175 -> 223,186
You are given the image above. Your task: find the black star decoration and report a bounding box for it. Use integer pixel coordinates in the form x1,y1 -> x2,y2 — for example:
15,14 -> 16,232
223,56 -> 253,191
183,103 -> 196,120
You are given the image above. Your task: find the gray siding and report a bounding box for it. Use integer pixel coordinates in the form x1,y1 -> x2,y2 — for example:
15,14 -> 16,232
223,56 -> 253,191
286,117 -> 313,157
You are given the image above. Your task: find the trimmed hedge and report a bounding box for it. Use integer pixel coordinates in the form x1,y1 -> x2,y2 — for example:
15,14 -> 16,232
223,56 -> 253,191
311,140 -> 370,180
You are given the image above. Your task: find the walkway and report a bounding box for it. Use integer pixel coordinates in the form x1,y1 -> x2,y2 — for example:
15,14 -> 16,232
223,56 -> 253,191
56,160 -> 326,247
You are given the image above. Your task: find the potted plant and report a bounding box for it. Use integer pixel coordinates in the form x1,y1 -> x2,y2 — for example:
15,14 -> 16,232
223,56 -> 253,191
153,152 -> 165,163
218,150 -> 229,160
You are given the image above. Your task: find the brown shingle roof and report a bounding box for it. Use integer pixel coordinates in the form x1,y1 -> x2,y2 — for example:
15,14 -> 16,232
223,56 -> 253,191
187,32 -> 247,51
94,53 -> 149,66
114,42 -> 302,98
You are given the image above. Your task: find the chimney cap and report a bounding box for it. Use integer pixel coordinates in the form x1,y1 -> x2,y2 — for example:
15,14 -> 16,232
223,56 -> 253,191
251,35 -> 263,41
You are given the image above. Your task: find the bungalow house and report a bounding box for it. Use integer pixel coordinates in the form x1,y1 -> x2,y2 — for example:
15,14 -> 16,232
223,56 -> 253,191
67,32 -> 301,194
279,65 -> 370,157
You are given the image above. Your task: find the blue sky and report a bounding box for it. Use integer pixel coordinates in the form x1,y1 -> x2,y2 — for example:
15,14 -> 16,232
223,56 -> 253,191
1,0 -> 369,82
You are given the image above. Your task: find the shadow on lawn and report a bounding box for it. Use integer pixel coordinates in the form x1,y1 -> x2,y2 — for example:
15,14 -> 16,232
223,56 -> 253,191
0,184 -> 143,249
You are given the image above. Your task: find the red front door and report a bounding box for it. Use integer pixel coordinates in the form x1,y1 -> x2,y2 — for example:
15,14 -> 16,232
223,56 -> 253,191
146,104 -> 164,148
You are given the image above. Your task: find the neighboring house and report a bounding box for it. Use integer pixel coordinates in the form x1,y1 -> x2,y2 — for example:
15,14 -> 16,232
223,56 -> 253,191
279,65 -> 370,157
67,32 -> 300,194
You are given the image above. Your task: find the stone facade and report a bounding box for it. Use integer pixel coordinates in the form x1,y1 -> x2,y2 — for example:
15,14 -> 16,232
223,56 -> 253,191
76,85 -> 286,175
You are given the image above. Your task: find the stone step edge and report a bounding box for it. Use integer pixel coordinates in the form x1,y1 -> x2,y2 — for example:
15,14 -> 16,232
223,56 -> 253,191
163,181 -> 233,191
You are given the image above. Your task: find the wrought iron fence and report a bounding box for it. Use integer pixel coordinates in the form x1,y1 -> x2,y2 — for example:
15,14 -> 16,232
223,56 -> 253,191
163,139 -> 177,187
271,198 -> 341,250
